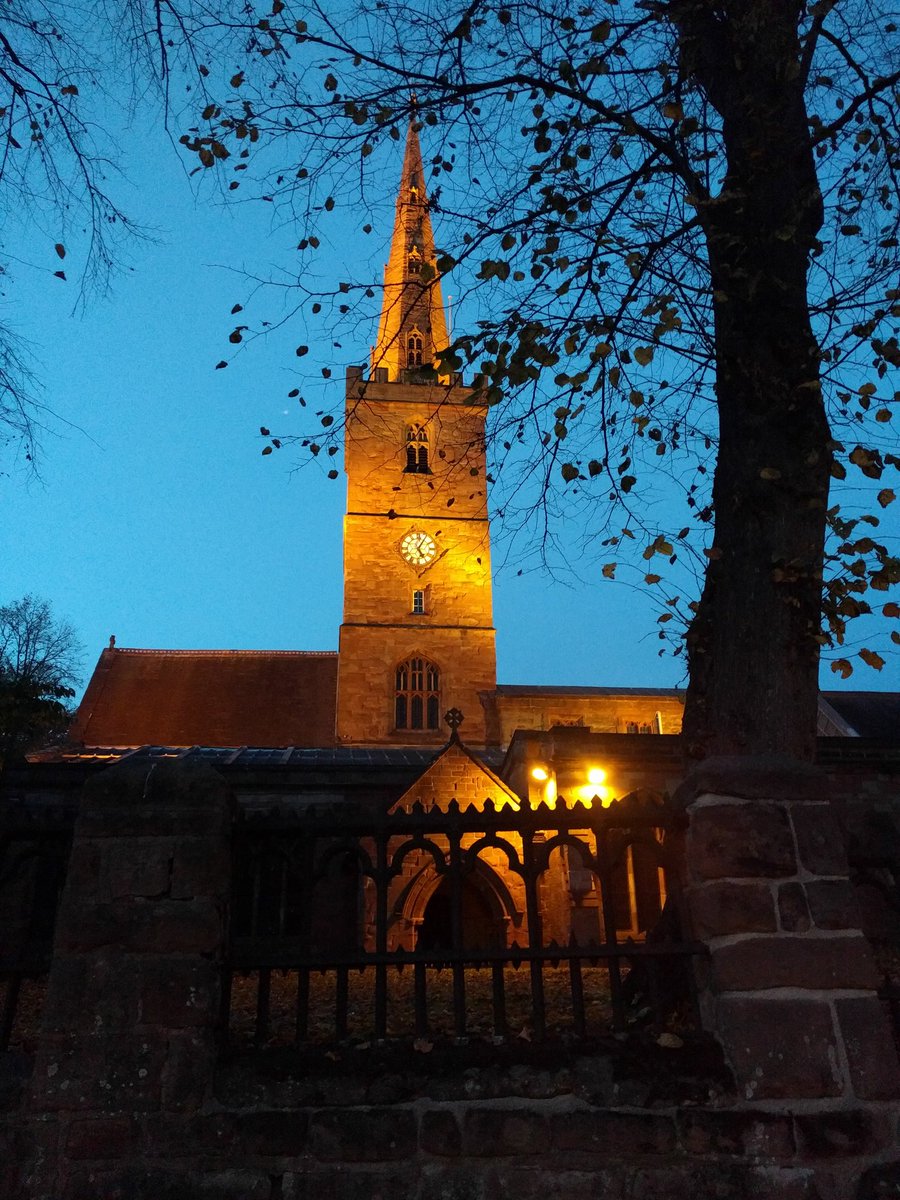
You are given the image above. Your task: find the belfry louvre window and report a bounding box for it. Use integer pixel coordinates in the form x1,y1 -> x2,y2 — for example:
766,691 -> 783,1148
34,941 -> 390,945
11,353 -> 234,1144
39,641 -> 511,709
395,657 -> 440,730
406,330 -> 424,366
404,423 -> 430,473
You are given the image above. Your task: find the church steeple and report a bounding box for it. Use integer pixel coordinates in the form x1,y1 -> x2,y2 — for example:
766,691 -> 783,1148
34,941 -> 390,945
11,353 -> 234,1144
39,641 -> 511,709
371,119 -> 450,382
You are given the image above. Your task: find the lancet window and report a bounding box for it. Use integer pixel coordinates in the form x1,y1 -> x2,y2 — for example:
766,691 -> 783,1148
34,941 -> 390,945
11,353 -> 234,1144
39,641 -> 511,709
395,657 -> 440,731
404,423 -> 430,473
406,330 -> 424,366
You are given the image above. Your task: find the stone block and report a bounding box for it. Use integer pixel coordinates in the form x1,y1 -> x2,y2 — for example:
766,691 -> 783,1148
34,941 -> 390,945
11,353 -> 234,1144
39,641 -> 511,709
57,898 -> 224,956
462,1108 -> 550,1157
107,840 -> 173,900
236,1110 -> 308,1157
171,838 -> 232,901
688,804 -> 796,880
420,1109 -> 461,1156
139,959 -> 220,1028
794,1109 -> 889,1157
64,842 -> 103,900
790,804 -> 848,876
717,996 -> 841,1099
493,1166 -> 625,1200
65,1116 -> 140,1160
67,1165 -> 270,1200
688,881 -> 777,939
711,933 -> 880,991
857,1161 -> 900,1200
778,883 -> 811,932
418,1165 -> 500,1200
161,1030 -> 217,1112
284,1166 -> 420,1200
805,880 -> 862,930
308,1107 -> 417,1162
631,1164 -> 819,1200
29,1034 -> 166,1112
143,1112 -> 237,1157
41,954 -> 141,1033
549,1109 -> 676,1156
679,1109 -> 795,1160
835,996 -> 900,1100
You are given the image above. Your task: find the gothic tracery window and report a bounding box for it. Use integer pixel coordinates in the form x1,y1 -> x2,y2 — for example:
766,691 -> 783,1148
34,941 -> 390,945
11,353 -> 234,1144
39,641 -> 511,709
404,423 -> 430,473
395,657 -> 440,731
406,329 -> 424,367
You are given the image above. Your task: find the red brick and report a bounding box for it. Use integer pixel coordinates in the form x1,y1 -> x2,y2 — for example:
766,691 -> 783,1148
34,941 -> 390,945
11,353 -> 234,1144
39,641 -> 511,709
835,996 -> 900,1100
717,996 -> 842,1099
688,804 -> 796,880
711,933 -> 880,991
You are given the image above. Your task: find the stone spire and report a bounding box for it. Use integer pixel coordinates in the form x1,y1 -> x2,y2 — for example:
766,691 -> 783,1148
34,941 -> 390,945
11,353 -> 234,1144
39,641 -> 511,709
371,118 -> 450,382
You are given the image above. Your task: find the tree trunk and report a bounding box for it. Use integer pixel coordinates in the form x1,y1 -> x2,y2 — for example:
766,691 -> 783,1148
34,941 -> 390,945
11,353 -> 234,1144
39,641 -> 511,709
673,1 -> 831,761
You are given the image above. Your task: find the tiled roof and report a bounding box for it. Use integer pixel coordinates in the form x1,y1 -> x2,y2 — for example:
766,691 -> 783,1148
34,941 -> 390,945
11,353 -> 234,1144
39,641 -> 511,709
70,648 -> 339,748
821,691 -> 900,740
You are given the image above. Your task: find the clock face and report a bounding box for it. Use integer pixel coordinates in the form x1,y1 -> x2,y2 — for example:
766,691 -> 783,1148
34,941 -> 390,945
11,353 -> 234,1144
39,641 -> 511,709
400,531 -> 437,566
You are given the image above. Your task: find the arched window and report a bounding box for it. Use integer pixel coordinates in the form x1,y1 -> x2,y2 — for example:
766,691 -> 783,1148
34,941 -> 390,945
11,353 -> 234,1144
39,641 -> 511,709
395,657 -> 440,731
404,423 -> 430,474
406,329 -> 424,366
407,244 -> 422,274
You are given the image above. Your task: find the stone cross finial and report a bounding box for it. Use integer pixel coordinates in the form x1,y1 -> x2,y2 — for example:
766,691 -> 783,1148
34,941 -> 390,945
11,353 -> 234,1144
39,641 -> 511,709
444,707 -> 464,741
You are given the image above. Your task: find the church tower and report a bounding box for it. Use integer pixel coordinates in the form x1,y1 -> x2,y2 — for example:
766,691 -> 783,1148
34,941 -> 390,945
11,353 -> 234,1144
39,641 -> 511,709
335,119 -> 497,746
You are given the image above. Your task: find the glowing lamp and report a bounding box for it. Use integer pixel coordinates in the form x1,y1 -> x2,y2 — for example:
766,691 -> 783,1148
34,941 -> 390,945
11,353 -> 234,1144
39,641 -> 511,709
531,766 -> 549,781
587,767 -> 606,785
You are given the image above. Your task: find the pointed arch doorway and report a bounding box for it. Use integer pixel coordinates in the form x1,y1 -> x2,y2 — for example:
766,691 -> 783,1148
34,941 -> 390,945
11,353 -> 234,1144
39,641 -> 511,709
416,873 -> 504,953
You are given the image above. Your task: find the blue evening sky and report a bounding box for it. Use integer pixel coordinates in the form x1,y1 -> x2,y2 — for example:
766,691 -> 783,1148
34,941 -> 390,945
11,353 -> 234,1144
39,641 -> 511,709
2,110 -> 898,699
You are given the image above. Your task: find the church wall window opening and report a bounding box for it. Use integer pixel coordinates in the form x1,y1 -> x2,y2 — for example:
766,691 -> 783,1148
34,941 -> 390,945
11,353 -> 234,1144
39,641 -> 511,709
404,423 -> 430,473
406,330 -> 424,367
395,657 -> 440,730
412,589 -> 426,615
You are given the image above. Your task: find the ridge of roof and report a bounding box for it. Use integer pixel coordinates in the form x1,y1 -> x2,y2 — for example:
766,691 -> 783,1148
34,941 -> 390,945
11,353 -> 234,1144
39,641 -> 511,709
105,647 -> 338,658
493,684 -> 684,697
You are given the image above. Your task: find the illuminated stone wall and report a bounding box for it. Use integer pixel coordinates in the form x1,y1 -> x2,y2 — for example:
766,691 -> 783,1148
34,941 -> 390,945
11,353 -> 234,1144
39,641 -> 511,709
337,375 -> 497,745
488,692 -> 685,746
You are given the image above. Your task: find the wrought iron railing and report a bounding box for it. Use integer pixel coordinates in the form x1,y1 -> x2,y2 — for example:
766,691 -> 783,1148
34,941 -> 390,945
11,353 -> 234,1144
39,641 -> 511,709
226,792 -> 706,1048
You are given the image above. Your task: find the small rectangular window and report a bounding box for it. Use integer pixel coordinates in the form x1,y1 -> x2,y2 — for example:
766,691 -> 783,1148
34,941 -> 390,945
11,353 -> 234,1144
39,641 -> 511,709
412,589 -> 425,615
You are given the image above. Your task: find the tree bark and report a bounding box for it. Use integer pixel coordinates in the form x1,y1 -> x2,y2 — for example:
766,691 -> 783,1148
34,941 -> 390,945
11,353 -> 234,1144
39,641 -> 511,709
672,1 -> 831,761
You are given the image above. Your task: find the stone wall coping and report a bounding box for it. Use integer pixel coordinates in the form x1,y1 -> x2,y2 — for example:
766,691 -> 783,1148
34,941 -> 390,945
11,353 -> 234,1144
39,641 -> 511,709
686,793 -> 831,809
674,757 -> 827,808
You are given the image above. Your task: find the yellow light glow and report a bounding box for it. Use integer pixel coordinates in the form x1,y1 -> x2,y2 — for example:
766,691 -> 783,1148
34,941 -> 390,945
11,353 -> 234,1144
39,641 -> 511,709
587,767 -> 606,785
577,784 -> 611,806
531,766 -> 549,781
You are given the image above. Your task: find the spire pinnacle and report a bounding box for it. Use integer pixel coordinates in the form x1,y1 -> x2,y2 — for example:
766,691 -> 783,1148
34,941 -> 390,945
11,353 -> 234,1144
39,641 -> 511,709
371,118 -> 449,382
